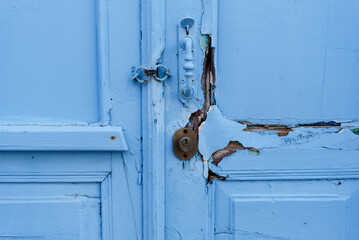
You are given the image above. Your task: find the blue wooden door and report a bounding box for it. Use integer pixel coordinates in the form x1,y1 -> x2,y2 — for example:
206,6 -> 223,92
162,0 -> 359,239
2,0 -> 359,239
0,0 -> 142,239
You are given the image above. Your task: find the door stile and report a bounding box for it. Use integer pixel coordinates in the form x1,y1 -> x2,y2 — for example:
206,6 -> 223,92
141,0 -> 166,240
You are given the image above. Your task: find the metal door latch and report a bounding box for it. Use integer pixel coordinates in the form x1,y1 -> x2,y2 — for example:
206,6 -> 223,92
132,64 -> 171,83
178,18 -> 197,105
173,128 -> 197,160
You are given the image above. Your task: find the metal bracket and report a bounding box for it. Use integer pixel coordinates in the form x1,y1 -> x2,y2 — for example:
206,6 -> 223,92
178,18 -> 197,105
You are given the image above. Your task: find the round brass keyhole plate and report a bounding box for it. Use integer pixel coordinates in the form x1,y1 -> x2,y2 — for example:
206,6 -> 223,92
173,128 -> 198,160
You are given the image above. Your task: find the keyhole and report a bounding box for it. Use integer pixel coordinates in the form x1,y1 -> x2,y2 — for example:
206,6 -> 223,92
178,137 -> 193,153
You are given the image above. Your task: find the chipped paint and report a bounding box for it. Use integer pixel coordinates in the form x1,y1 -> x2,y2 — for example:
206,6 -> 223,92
198,106 -> 359,165
298,121 -> 341,127
186,34 -> 358,173
200,34 -> 211,55
207,169 -> 226,184
212,141 -> 259,166
352,128 -> 359,136
243,123 -> 293,137
187,34 -> 358,174
191,2 -> 359,184
243,121 -> 342,137
186,35 -> 215,135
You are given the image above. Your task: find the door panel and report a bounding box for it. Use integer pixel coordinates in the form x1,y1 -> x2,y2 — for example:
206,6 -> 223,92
0,152 -> 110,240
214,180 -> 359,240
0,183 -> 101,240
216,0 -> 359,122
0,0 -> 101,123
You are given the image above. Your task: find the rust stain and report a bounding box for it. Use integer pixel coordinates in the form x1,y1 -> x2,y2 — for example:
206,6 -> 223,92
212,141 -> 260,166
143,69 -> 157,76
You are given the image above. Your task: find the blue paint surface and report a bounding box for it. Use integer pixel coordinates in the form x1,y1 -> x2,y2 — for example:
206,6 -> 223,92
1,0 -> 358,239
0,0 -> 100,123
216,0 -> 359,123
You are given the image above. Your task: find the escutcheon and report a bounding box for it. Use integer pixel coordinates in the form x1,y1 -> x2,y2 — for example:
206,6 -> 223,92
173,128 -> 198,160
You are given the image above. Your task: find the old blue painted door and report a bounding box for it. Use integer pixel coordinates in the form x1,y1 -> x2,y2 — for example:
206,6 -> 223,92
2,0 -> 359,239
163,0 -> 359,239
0,0 -> 142,239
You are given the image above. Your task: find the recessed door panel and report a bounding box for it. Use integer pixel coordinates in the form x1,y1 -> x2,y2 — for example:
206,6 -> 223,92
0,153 -> 112,240
0,0 -> 100,123
214,180 -> 359,240
216,0 -> 359,122
0,183 -> 101,240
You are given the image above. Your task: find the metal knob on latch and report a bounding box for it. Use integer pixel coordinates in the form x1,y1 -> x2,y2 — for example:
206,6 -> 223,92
173,128 -> 197,160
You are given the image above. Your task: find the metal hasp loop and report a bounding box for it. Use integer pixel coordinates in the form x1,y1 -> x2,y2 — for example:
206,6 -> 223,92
178,18 -> 197,105
132,65 -> 171,83
154,64 -> 171,82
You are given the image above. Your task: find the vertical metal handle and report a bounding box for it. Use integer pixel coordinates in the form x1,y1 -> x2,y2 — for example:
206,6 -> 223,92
178,18 -> 196,106
181,36 -> 195,98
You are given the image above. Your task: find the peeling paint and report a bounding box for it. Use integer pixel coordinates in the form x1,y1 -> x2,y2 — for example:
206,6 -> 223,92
189,34 -> 358,173
200,35 -> 210,54
298,121 -> 341,127
243,123 -> 293,137
185,34 -> 218,182
192,7 -> 359,183
352,128 -> 359,136
186,35 -> 215,135
242,121 -> 342,137
212,141 -> 259,166
207,169 -> 226,184
199,106 -> 359,165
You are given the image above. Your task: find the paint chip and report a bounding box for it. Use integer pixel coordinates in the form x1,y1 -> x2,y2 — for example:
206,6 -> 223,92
212,141 -> 260,166
351,128 -> 359,136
